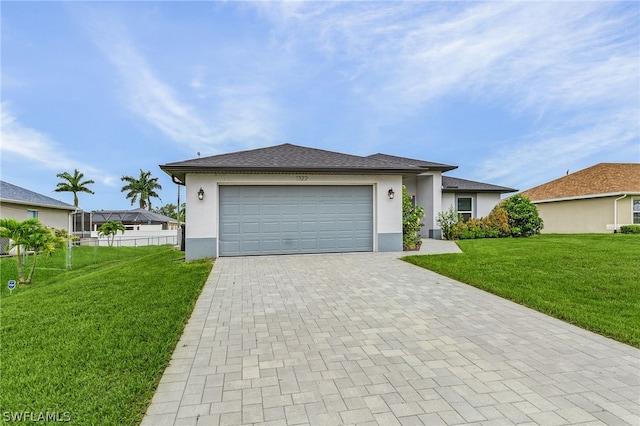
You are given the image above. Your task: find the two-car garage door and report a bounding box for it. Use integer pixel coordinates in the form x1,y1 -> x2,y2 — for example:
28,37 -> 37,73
219,185 -> 373,256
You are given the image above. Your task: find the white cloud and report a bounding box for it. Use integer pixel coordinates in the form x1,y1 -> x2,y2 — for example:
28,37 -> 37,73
84,13 -> 281,154
257,1 -> 639,186
475,109 -> 640,190
259,2 -> 637,115
0,103 -> 117,185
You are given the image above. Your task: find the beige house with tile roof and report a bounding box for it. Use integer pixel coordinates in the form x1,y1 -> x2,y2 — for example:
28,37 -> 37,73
519,163 -> 640,233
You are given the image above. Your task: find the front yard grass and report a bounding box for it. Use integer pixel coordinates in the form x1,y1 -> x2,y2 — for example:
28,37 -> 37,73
404,234 -> 640,348
0,246 -> 212,425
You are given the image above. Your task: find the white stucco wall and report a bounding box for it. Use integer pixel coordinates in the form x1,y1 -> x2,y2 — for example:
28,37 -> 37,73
477,193 -> 502,217
184,173 -> 403,259
0,202 -> 74,230
441,193 -> 502,219
404,173 -> 443,239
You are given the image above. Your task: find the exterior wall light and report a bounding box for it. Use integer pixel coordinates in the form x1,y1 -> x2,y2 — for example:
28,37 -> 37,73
388,188 -> 395,199
197,187 -> 205,201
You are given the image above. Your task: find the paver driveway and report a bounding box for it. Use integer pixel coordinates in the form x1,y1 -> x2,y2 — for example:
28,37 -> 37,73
143,253 -> 639,425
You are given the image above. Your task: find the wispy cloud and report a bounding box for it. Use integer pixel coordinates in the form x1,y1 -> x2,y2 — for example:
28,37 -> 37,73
0,103 -> 116,185
259,2 -> 637,116
257,1 -> 639,186
475,108 -> 640,189
82,10 -> 281,154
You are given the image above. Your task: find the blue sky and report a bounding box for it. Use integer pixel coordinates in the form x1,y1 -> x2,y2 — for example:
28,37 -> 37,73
2,1 -> 638,211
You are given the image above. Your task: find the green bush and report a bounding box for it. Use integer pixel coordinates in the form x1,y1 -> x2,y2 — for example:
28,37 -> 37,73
436,206 -> 459,240
620,225 -> 640,234
438,196 -> 541,240
402,187 -> 425,249
501,194 -> 543,237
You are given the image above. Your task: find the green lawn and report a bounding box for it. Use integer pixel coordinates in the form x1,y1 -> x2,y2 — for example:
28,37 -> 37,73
0,245 -> 213,425
404,234 -> 640,348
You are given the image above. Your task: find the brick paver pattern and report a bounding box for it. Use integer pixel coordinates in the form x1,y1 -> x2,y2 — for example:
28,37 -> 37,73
142,252 -> 639,425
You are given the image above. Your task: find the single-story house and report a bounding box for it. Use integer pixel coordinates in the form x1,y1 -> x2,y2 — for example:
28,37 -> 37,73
160,143 -> 516,260
0,180 -> 76,229
90,208 -> 179,232
519,163 -> 640,233
1,180 -> 77,254
86,208 -> 179,246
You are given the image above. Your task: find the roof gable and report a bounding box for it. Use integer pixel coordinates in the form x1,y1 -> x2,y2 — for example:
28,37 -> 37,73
442,176 -> 517,193
520,163 -> 640,201
0,181 -> 76,210
366,153 -> 457,171
160,143 -> 454,181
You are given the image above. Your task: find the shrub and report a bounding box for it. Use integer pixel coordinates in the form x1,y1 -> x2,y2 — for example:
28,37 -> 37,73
402,187 -> 425,249
53,228 -> 80,243
485,205 -> 511,237
501,194 -> 543,237
436,206 -> 459,240
620,225 -> 640,234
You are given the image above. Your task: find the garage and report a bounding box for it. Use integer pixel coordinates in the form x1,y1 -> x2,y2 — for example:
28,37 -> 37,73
219,185 -> 373,256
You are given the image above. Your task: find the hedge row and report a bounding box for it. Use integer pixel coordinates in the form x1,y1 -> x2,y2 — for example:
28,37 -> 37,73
437,194 -> 543,240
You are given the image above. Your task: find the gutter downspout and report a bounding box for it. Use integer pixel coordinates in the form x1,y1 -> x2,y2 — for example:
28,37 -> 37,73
613,194 -> 627,232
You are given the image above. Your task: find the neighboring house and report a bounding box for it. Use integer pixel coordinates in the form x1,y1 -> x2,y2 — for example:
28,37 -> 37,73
0,180 -> 76,228
160,143 -> 516,260
519,163 -> 640,234
90,208 -> 179,231
87,208 -> 179,245
0,181 -> 76,254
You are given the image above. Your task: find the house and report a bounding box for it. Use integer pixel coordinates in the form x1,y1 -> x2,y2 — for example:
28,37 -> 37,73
519,163 -> 640,234
86,208 -> 179,246
0,180 -> 76,229
1,181 -> 76,254
160,143 -> 516,260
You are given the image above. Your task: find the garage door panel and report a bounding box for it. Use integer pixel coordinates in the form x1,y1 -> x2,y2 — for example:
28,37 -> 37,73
261,222 -> 280,233
219,185 -> 372,256
243,222 -> 261,233
262,204 -> 280,215
281,204 -> 299,215
301,204 -> 318,215
243,204 -> 261,216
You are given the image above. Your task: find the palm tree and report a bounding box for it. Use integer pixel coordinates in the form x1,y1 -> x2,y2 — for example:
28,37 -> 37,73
54,169 -> 95,207
97,220 -> 126,247
120,169 -> 162,210
0,218 -> 62,284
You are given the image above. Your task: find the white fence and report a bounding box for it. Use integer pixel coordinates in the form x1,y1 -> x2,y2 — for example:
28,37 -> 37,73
82,235 -> 178,247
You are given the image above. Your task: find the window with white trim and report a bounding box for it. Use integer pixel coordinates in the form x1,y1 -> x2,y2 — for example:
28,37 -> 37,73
456,197 -> 473,222
633,198 -> 640,224
27,210 -> 38,219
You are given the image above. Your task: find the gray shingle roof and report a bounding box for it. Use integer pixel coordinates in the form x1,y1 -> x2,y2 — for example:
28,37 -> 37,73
0,181 -> 76,210
442,176 -> 517,193
366,153 -> 457,171
91,208 -> 177,225
161,143 -> 457,181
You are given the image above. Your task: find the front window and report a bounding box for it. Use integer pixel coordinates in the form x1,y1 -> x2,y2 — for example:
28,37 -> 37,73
457,197 -> 473,222
27,210 -> 38,219
633,198 -> 640,224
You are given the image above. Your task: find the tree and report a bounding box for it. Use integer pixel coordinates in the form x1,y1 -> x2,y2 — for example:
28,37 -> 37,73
98,221 -> 126,247
501,194 -> 544,237
153,203 -> 186,222
0,218 -> 63,284
54,169 -> 95,207
120,169 -> 162,210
